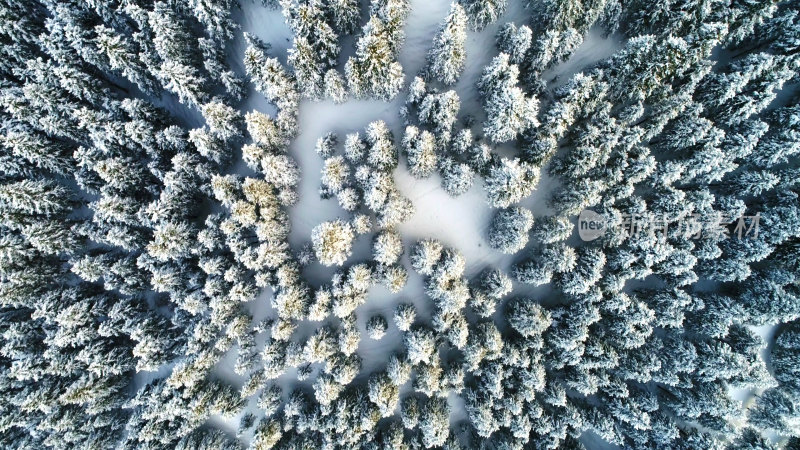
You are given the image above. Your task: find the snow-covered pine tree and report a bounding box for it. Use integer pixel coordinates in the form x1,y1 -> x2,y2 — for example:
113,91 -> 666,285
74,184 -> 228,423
403,126 -> 438,178
312,219 -> 355,266
426,3 -> 468,85
345,0 -> 409,101
459,0 -> 506,31
281,0 -> 340,99
496,22 -> 532,64
483,157 -> 540,208
487,206 -> 534,254
367,314 -> 389,339
478,53 -> 539,143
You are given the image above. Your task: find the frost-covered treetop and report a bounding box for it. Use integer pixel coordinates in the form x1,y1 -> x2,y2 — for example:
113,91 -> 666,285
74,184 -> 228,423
312,219 -> 355,266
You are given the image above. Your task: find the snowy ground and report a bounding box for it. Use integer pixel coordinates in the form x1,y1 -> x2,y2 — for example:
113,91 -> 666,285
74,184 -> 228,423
202,0 -> 628,444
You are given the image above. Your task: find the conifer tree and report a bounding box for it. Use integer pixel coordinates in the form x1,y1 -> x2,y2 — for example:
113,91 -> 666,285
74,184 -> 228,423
394,303 -> 417,331
282,0 -> 340,99
312,219 -> 355,266
327,0 -> 361,34
487,206 -> 534,254
367,314 -> 389,339
478,54 -> 539,143
403,126 -> 438,178
496,22 -> 532,64
426,3 -> 468,85
440,157 -> 475,196
345,17 -> 405,101
483,157 -> 540,208
459,0 -> 506,31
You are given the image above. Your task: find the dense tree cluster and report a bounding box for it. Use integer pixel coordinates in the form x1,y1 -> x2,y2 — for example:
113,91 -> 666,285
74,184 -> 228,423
314,121 -> 413,294
472,1 -> 800,448
0,0 -> 251,447
318,121 -> 414,230
402,77 -> 495,198
2,0 -> 800,448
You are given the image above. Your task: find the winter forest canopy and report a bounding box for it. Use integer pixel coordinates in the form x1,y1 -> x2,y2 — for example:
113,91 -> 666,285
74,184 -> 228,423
1,0 -> 800,448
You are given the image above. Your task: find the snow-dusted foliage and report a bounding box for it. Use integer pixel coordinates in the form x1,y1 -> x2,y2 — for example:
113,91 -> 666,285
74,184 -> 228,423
312,219 -> 356,266
426,3 -> 468,85
367,314 -> 389,339
345,0 -> 410,100
484,157 -> 540,208
487,205 -> 534,253
314,123 -> 414,235
3,0 -> 800,448
460,0 -> 507,31
478,53 -> 539,143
